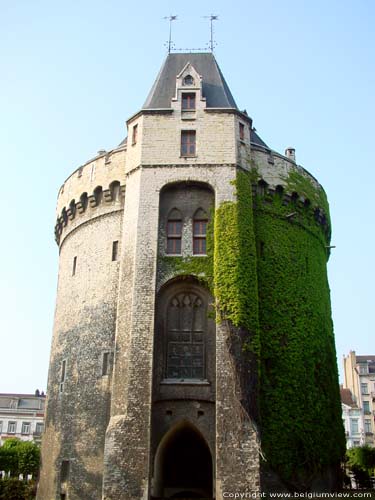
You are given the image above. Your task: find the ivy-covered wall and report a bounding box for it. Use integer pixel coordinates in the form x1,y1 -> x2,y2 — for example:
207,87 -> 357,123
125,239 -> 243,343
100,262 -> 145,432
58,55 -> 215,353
156,167 -> 345,489
254,187 -> 345,487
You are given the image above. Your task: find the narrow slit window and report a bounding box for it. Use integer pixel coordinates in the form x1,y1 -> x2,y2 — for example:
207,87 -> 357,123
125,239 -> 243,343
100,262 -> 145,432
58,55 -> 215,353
102,352 -> 110,376
132,124 -> 138,145
60,360 -> 66,393
72,256 -> 77,276
193,218 -> 208,255
60,460 -> 70,483
112,241 -> 119,261
166,215 -> 182,255
239,122 -> 245,140
182,93 -> 196,110
181,130 -> 196,156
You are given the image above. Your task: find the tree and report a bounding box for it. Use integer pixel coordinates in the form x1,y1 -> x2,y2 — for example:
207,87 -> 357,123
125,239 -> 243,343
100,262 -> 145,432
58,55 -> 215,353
0,438 -> 40,479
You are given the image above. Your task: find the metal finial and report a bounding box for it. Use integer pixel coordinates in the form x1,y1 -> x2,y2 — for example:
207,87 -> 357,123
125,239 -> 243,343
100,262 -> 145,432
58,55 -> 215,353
163,15 -> 178,53
203,14 -> 219,52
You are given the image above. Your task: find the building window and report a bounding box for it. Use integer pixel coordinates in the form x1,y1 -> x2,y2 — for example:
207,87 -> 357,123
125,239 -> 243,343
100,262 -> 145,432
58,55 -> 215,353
166,209 -> 182,255
364,401 -> 370,414
72,256 -> 77,276
183,75 -> 194,86
359,364 -> 368,375
21,422 -> 31,435
8,422 -> 16,434
361,383 -> 369,395
61,460 -> 70,482
35,423 -> 44,435
182,93 -> 196,110
193,209 -> 208,255
132,124 -> 138,145
112,241 -> 119,261
60,360 -> 66,393
166,292 -> 205,379
365,419 -> 372,433
350,418 -> 359,435
239,122 -> 245,141
0,421 -> 2,433
102,352 -> 113,376
181,130 -> 196,157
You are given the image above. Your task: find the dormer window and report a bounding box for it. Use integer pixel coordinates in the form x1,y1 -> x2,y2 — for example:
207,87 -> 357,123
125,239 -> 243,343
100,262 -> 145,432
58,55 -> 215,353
183,75 -> 194,86
182,93 -> 196,111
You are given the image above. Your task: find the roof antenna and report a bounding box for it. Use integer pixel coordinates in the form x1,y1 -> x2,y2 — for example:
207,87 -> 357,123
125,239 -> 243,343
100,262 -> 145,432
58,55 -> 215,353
203,14 -> 219,52
163,15 -> 177,53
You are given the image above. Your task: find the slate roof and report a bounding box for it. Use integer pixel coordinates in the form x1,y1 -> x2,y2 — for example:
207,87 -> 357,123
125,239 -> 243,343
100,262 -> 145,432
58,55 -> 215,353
143,53 -> 238,110
356,355 -> 375,362
251,129 -> 269,149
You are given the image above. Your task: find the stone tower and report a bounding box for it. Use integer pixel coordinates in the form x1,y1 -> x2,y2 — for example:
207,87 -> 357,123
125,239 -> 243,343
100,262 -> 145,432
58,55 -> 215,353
38,53 -> 345,500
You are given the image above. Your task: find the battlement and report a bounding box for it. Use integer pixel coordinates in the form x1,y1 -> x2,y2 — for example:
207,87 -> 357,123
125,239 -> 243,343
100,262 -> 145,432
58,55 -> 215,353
54,144 -> 127,246
56,145 -> 127,216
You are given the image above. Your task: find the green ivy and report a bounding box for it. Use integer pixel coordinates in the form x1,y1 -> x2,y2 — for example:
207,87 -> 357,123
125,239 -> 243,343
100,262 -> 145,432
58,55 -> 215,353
213,170 -> 260,354
254,190 -> 345,485
157,167 -> 344,487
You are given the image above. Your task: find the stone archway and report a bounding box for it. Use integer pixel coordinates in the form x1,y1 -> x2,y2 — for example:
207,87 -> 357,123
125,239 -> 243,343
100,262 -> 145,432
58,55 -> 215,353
153,421 -> 213,498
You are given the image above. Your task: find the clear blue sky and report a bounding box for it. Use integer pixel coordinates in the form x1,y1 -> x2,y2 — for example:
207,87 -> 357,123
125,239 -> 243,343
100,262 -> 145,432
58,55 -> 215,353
1,0 -> 373,393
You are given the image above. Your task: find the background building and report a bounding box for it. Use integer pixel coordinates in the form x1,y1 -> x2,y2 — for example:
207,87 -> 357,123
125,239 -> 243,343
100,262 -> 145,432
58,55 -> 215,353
341,387 -> 365,448
0,392 -> 45,446
38,53 -> 344,500
343,351 -> 375,447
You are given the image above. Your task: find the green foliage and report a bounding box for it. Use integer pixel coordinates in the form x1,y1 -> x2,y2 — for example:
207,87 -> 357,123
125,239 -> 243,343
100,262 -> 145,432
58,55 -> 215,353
283,169 -> 330,226
0,478 -> 36,500
346,445 -> 375,473
254,190 -> 345,485
0,439 -> 40,479
213,170 -> 260,353
17,442 -> 40,479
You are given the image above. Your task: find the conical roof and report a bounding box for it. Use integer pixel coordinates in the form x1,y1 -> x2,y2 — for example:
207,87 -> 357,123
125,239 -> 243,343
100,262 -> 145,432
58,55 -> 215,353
143,52 -> 238,110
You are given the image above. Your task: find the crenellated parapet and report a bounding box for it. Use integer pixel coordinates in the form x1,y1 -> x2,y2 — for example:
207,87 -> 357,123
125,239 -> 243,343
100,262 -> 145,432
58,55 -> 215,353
55,181 -> 125,246
54,144 -> 127,246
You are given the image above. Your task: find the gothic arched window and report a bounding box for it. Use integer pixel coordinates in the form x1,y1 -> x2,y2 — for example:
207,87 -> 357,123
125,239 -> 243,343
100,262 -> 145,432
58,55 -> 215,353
166,208 -> 182,255
193,208 -> 208,255
166,292 -> 205,379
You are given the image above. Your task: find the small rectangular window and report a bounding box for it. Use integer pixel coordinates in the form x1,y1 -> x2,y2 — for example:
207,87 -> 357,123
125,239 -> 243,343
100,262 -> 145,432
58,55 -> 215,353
182,93 -> 196,110
35,422 -> 44,435
167,220 -> 182,255
8,421 -> 16,434
112,241 -> 119,261
72,256 -> 77,276
102,352 -> 112,376
364,401 -> 370,413
132,124 -> 138,145
365,420 -> 372,433
239,122 -> 245,141
61,460 -> 70,482
21,422 -> 31,435
361,383 -> 369,395
181,130 -> 196,156
193,219 -> 207,255
61,360 -> 66,383
350,418 -> 359,434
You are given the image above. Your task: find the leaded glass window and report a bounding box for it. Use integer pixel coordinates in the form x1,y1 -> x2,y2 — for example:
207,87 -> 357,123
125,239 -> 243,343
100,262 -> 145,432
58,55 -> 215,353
166,292 -> 205,379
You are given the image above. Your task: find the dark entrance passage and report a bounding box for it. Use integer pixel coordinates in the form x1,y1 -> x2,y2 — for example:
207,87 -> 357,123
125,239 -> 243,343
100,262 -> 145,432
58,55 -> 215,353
153,422 -> 213,498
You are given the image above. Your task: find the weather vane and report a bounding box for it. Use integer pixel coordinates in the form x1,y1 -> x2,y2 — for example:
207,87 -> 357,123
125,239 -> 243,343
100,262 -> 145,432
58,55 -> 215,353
163,15 -> 178,53
203,14 -> 219,52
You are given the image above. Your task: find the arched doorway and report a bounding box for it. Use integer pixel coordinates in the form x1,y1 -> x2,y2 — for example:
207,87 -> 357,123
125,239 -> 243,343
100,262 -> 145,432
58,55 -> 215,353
153,422 -> 213,498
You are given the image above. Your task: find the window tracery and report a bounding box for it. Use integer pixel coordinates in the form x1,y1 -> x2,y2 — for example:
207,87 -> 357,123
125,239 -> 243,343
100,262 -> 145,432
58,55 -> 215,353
166,292 -> 205,379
